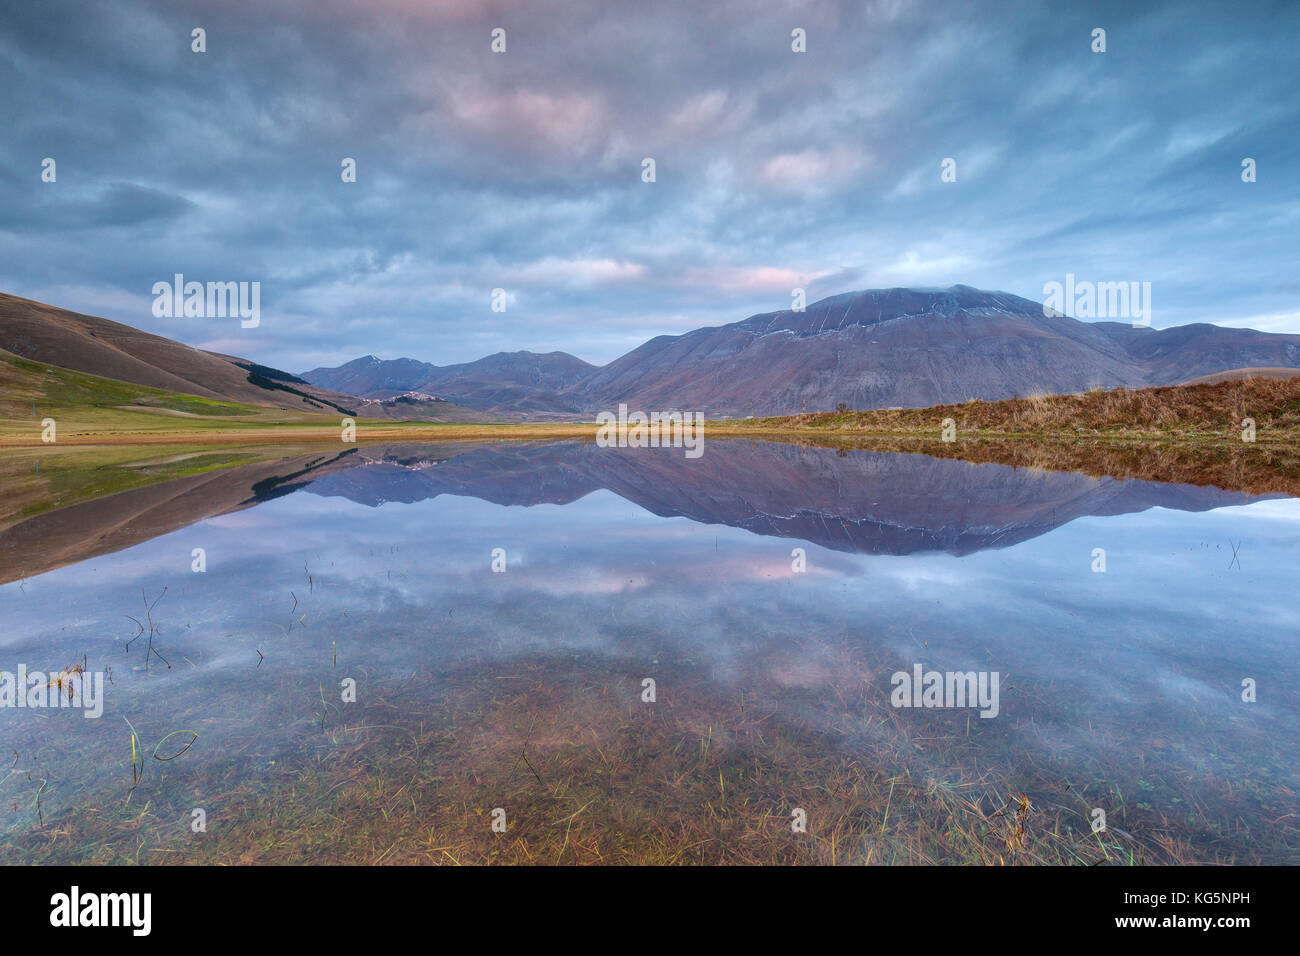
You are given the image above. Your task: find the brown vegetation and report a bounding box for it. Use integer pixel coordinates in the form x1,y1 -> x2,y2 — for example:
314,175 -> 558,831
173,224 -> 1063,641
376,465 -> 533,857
739,377 -> 1300,439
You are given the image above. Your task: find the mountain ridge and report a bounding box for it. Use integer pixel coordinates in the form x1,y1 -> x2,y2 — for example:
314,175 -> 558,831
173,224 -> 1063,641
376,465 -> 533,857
304,285 -> 1300,417
301,349 -> 596,416
8,285 -> 1300,421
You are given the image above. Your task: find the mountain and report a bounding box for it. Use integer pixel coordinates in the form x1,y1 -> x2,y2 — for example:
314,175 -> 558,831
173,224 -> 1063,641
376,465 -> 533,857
568,286 -> 1300,416
10,285 -> 1300,422
301,286 -> 1300,418
298,355 -> 440,397
0,291 -> 365,416
301,351 -> 596,416
1092,321 -> 1300,384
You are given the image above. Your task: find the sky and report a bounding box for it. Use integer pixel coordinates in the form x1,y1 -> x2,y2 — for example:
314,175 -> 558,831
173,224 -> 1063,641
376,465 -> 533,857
1,0 -> 1297,373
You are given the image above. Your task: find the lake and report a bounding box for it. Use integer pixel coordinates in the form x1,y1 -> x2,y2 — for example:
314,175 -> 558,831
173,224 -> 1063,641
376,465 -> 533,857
1,439 -> 1296,863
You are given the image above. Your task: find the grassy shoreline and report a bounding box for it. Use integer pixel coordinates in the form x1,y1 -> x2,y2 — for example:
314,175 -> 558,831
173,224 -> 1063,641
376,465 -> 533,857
0,421 -> 603,446
6,371 -> 1300,498
5,419 -> 1298,448
5,372 -> 1299,446
727,375 -> 1300,440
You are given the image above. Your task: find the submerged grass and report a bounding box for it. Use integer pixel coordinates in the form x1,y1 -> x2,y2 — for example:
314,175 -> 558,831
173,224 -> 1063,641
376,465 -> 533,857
4,650 -> 1290,865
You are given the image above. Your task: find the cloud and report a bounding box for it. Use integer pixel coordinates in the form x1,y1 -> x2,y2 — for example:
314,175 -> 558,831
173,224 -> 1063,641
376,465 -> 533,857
438,84 -> 613,162
504,257 -> 646,287
1212,310 -> 1300,334
0,0 -> 1297,370
757,147 -> 869,193
675,265 -> 835,295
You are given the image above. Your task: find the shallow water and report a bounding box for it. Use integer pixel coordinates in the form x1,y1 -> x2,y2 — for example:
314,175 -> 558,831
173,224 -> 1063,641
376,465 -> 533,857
1,439 -> 1296,863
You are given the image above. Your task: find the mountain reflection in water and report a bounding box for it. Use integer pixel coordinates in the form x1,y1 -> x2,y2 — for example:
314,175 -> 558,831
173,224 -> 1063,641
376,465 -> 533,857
2,439 -> 1274,586
0,439 -> 1295,864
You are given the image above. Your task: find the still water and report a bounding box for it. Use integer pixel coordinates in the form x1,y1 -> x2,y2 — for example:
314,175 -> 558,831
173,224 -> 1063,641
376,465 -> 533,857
1,440 -> 1296,863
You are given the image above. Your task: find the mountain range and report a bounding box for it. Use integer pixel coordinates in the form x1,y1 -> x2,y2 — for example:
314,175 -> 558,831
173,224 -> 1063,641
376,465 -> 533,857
305,350 -> 597,416
6,285 -> 1300,422
302,286 -> 1300,418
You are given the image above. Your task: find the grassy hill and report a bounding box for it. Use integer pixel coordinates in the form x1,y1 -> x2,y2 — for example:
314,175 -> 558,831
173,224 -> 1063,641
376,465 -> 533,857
0,291 -> 371,414
0,349 -> 341,438
0,351 -> 598,444
1180,367 -> 1300,385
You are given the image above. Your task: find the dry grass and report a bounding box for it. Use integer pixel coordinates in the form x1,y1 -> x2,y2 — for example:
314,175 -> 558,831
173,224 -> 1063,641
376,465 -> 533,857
735,377 -> 1300,440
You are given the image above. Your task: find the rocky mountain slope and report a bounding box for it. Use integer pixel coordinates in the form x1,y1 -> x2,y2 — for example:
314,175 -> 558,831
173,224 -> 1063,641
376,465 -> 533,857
304,286 -> 1300,417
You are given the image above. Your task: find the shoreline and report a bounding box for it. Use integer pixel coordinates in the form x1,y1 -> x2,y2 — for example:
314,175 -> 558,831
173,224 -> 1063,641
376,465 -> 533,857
1,423 -> 1296,447
5,372 -> 1296,447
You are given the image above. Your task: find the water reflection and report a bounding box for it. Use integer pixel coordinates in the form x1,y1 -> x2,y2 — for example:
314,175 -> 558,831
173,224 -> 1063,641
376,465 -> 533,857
1,439 -> 1276,586
0,440 -> 1295,863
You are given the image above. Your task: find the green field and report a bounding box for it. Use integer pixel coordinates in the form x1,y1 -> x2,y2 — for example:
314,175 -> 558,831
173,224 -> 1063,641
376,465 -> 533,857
0,353 -> 597,445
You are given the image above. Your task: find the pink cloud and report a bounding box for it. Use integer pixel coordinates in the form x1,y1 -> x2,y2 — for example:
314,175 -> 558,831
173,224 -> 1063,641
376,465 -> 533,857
677,265 -> 835,294
757,146 -> 869,192
505,257 -> 646,287
442,85 -> 612,158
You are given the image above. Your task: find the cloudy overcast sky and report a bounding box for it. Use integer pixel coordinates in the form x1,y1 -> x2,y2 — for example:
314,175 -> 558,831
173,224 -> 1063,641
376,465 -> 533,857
1,0 -> 1296,372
